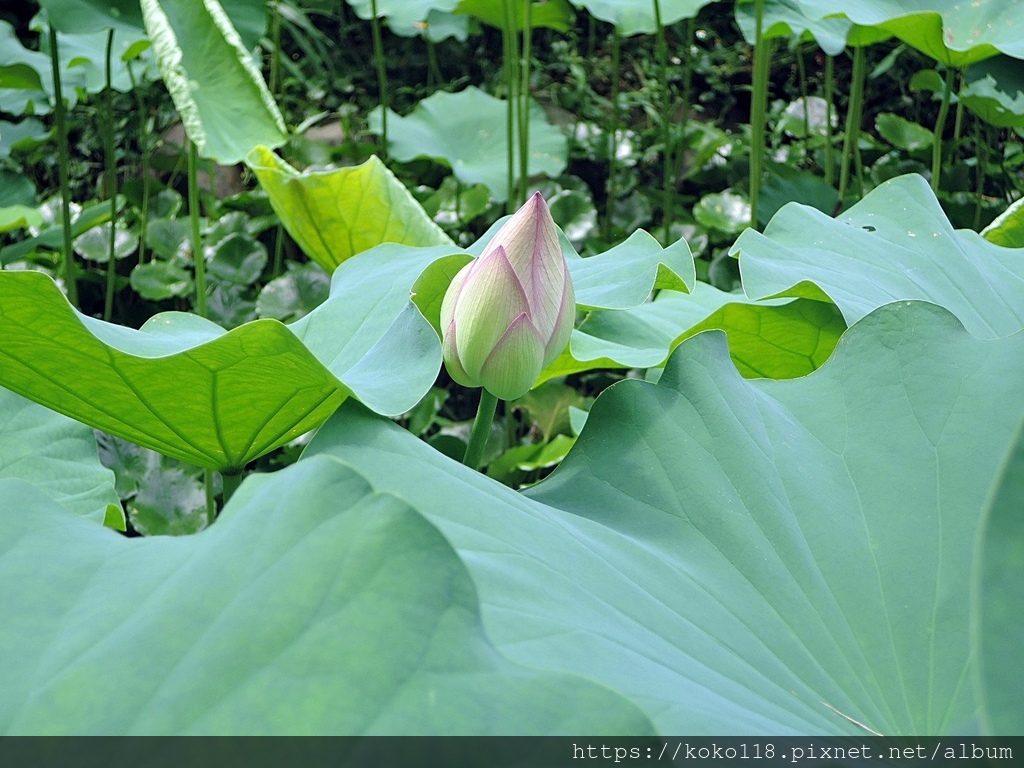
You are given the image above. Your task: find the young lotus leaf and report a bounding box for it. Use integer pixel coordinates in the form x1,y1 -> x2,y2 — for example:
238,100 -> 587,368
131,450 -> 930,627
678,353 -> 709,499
732,173 -> 1024,338
539,284 -> 845,383
369,87 -> 568,203
247,146 -> 452,273
0,387 -> 120,526
0,459 -> 655,735
974,421 -> 1024,736
456,0 -> 575,32
141,0 -> 285,164
306,301 -> 1024,735
567,0 -> 716,35
797,0 -> 1024,65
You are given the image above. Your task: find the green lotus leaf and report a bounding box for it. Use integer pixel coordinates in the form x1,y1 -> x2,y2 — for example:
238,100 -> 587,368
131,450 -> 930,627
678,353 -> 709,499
0,271 -> 345,471
141,0 -> 284,164
247,146 -> 452,273
735,0 -> 853,55
0,457 -> 655,734
369,87 -> 568,203
974,420 -> 1024,736
456,0 -> 575,32
539,281 -> 845,383
796,0 -> 1024,65
959,55 -> 1024,129
981,195 -> 1024,248
568,0 -> 717,35
0,387 -> 120,526
731,173 -> 1024,338
306,300 -> 1024,734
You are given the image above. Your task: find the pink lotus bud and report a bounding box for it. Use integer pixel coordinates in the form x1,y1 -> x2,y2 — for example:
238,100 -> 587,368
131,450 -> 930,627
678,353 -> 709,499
440,192 -> 575,400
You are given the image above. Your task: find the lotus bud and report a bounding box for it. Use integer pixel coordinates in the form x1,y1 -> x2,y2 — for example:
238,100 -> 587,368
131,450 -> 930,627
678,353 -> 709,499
440,192 -> 575,400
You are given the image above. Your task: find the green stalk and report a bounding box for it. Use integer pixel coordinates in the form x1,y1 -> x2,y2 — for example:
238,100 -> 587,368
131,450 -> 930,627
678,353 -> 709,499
102,29 -> 118,322
838,45 -> 866,203
953,70 -> 964,142
795,41 -> 809,161
49,25 -> 78,306
188,140 -> 207,317
370,0 -> 388,161
653,0 -> 671,242
502,0 -> 519,213
204,468 -> 216,526
272,223 -> 284,277
518,0 -> 532,206
931,66 -> 955,194
463,389 -> 499,470
127,60 -> 149,265
221,470 -> 244,505
749,0 -> 772,230
426,38 -> 442,92
824,54 -> 835,187
604,26 -> 621,239
973,120 -> 988,230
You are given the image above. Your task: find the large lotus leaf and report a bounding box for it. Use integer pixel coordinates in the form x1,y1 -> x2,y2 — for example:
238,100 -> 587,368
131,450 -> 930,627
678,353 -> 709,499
974,420 -> 1024,737
732,174 -> 1024,339
456,0 -> 575,32
0,272 -> 346,471
959,55 -> 1024,128
734,0 -> 853,55
306,301 -> 1024,735
0,458 -> 655,735
0,387 -> 119,525
370,87 -> 568,203
247,146 -> 452,273
568,0 -> 717,35
290,243 -> 456,416
540,283 -> 845,382
797,0 -> 1024,65
141,0 -> 284,164
345,0 -> 460,32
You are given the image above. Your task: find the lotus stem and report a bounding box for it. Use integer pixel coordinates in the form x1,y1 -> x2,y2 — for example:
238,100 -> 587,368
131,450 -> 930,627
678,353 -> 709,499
749,0 -> 772,230
188,140 -> 207,318
127,60 -> 150,265
839,45 -> 866,203
518,0 -> 532,206
370,0 -> 388,161
653,0 -> 672,242
974,120 -> 988,230
269,0 -> 281,98
203,468 -> 216,526
824,54 -> 835,187
796,41 -> 809,161
49,25 -> 78,307
221,470 -> 244,505
953,69 -> 964,142
605,26 -> 621,239
102,29 -> 118,323
502,0 -> 519,212
931,66 -> 955,194
464,389 -> 499,470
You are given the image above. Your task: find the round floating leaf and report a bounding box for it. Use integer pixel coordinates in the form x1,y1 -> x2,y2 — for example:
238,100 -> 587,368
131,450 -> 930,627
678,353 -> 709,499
74,221 -> 139,263
0,387 -> 119,525
370,87 -> 568,203
0,458 -> 655,735
694,190 -> 752,234
256,261 -> 330,323
247,146 -> 452,272
307,301 -> 1024,734
206,232 -> 268,286
732,173 -> 1024,338
130,260 -> 193,300
875,112 -> 933,151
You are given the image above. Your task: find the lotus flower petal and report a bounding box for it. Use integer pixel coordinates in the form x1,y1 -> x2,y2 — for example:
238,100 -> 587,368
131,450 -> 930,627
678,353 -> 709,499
479,313 -> 546,401
441,319 -> 474,388
452,247 -> 532,380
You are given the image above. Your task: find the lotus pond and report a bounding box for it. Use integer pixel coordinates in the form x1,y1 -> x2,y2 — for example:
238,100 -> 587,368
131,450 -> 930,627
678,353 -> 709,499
0,0 -> 1022,738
